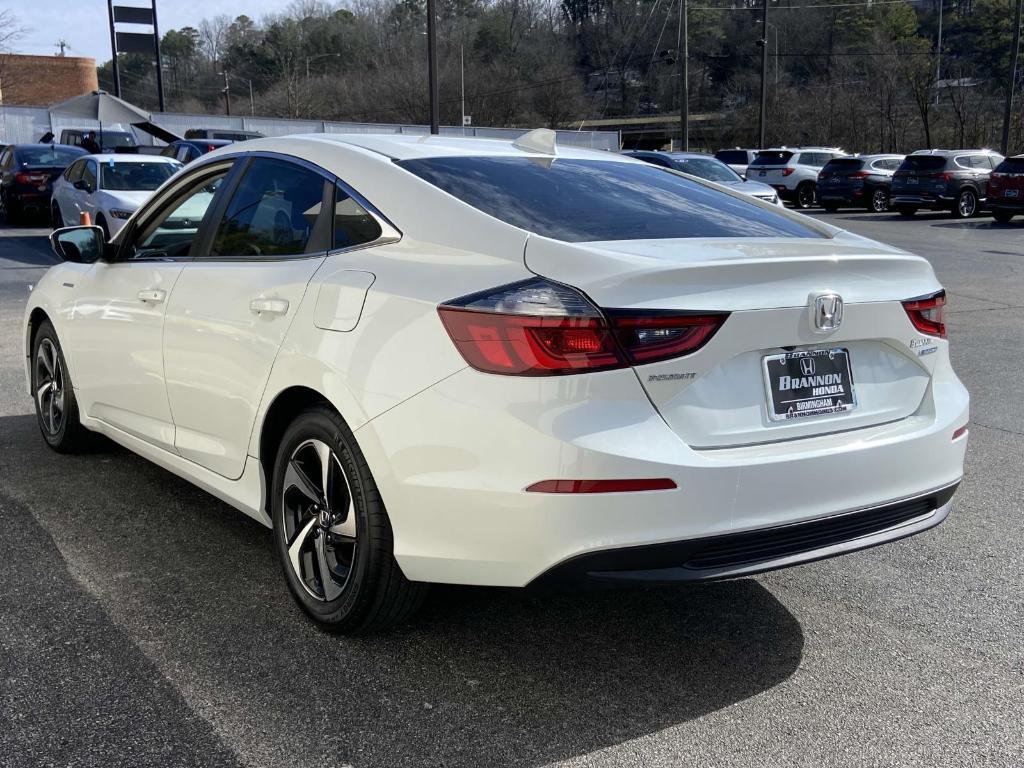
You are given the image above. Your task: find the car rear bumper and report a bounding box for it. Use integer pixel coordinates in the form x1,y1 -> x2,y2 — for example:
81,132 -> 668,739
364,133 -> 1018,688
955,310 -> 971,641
890,192 -> 955,209
357,358 -> 970,588
531,482 -> 957,586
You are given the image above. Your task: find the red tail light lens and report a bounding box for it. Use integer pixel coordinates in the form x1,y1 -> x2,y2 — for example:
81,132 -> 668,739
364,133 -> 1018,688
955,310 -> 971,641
940,172 -> 954,182
903,290 -> 946,338
207,144 -> 218,152
15,172 -> 46,185
849,171 -> 871,179
782,167 -> 795,177
438,279 -> 728,376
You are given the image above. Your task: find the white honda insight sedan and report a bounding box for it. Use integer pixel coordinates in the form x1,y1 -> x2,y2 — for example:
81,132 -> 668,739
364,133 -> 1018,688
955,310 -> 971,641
27,131 -> 968,632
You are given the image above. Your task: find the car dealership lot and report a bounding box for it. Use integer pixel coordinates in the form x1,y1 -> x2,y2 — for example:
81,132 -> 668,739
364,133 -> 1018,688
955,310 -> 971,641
1,213 -> 1022,767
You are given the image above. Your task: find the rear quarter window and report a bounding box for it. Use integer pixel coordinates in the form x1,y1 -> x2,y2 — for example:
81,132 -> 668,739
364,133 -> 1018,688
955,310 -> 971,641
398,156 -> 824,242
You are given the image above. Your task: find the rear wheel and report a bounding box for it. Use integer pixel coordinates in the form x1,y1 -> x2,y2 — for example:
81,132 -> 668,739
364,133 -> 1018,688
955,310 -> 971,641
51,202 -> 64,230
822,203 -> 839,213
868,187 -> 889,213
5,194 -> 22,225
896,206 -> 917,217
953,188 -> 978,219
992,210 -> 1014,224
32,321 -> 90,453
796,182 -> 817,209
271,405 -> 427,633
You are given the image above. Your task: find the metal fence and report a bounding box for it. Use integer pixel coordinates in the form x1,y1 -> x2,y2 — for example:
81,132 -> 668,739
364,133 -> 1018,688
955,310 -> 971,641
0,105 -> 620,150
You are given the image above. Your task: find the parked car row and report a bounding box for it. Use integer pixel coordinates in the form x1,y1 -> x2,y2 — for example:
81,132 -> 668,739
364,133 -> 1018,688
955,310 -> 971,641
713,145 -> 1020,220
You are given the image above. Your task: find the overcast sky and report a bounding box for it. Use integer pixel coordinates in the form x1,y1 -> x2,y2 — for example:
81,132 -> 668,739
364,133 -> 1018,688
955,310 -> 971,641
3,1 -> 289,63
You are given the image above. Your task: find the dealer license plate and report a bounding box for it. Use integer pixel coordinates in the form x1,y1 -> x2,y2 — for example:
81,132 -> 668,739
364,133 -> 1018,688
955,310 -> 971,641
1005,189 -> 1019,198
763,348 -> 856,422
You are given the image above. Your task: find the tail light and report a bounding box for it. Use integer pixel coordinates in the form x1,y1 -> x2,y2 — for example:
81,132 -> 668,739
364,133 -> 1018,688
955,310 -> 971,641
940,172 -> 954,182
849,171 -> 870,179
15,172 -> 46,185
207,144 -> 218,152
437,278 -> 728,376
903,290 -> 946,338
782,167 -> 795,177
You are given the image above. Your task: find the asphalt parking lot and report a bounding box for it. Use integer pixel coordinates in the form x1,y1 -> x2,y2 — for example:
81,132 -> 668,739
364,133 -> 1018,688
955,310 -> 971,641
1,211 -> 1022,768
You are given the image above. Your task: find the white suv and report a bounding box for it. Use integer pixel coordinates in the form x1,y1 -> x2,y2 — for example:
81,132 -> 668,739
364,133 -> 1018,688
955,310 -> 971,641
748,147 -> 847,209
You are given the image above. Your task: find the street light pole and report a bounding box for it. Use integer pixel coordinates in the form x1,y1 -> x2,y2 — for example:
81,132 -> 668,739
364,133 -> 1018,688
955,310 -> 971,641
152,0 -> 166,112
461,43 -> 466,133
678,0 -> 688,151
222,71 -> 231,116
757,0 -> 769,149
1002,0 -> 1022,155
106,0 -> 121,98
427,0 -> 440,134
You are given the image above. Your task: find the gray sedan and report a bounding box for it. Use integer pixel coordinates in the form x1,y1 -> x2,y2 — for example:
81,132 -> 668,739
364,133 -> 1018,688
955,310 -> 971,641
624,150 -> 783,205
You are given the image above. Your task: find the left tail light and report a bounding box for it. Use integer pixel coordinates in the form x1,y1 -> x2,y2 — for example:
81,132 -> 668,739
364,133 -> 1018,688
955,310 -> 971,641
782,167 -> 795,177
903,290 -> 946,338
437,278 -> 728,376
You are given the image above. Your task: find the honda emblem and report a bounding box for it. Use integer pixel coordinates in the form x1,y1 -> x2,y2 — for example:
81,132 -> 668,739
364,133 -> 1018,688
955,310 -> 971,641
811,292 -> 843,333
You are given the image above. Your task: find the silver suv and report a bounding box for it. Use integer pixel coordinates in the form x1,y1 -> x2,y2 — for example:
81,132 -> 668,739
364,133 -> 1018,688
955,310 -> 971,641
747,147 -> 847,209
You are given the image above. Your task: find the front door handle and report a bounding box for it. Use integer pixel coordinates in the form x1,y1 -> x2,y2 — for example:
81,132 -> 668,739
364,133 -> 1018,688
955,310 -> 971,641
250,297 -> 290,316
138,289 -> 166,303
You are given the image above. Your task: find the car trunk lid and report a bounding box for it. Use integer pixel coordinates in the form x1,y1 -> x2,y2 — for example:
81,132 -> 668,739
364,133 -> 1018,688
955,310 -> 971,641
526,234 -> 941,447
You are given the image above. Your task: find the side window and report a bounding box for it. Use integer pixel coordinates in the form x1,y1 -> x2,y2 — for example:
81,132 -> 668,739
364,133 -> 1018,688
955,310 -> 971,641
64,160 -> 82,182
125,168 -> 229,260
211,157 -> 327,257
333,184 -> 382,249
66,133 -> 82,146
175,146 -> 192,163
81,161 -> 97,190
160,145 -> 177,158
954,156 -> 971,170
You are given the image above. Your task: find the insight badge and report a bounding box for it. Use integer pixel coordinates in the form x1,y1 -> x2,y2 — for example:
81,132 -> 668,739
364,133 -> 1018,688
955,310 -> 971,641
910,338 -> 938,356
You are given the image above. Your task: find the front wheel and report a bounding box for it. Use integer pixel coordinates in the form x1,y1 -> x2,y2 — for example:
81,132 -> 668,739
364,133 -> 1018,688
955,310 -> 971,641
868,188 -> 889,213
822,203 -> 839,213
32,321 -> 90,452
271,405 -> 427,633
51,202 -> 64,230
896,206 -> 917,217
953,188 -> 978,219
796,182 -> 817,209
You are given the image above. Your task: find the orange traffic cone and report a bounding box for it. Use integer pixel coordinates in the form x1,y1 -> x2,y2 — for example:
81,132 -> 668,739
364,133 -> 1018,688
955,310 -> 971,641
80,211 -> 91,226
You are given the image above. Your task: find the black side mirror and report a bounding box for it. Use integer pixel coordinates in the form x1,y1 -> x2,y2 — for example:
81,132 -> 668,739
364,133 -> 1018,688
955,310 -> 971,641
73,179 -> 92,193
50,225 -> 105,264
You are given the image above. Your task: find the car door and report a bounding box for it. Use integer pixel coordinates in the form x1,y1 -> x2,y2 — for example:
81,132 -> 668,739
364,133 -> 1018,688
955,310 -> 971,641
67,161 -> 234,451
162,155 -> 333,479
54,159 -> 83,224
76,159 -> 100,223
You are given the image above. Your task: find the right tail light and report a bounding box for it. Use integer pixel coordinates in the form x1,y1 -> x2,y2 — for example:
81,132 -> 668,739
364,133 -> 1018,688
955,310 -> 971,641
903,290 -> 946,338
438,278 -> 728,376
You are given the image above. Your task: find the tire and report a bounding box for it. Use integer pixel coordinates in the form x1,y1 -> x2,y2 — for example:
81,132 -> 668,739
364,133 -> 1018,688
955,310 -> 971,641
953,188 -> 978,219
822,203 -> 839,213
31,320 -> 90,453
992,210 -> 1014,224
868,187 -> 889,213
896,206 -> 917,217
51,202 -> 64,230
5,195 -> 22,225
796,182 -> 817,209
95,214 -> 110,240
271,405 -> 427,634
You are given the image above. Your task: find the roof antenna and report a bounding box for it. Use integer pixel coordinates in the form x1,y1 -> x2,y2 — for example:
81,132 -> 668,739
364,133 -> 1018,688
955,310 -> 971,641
513,128 -> 557,155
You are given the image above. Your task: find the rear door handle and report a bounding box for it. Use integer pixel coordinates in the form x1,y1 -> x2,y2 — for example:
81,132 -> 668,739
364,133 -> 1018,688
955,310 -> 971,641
250,298 -> 290,316
137,289 -> 166,303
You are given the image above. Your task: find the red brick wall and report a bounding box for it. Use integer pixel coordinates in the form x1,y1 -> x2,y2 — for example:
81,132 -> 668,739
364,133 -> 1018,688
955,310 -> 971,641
0,54 -> 98,107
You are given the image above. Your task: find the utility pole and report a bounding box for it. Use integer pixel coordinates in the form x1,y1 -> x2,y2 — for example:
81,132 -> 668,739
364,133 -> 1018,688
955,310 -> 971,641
1002,0 -> 1022,155
152,0 -> 166,112
222,71 -> 231,116
426,0 -> 440,134
678,0 -> 688,150
757,0 -> 769,149
460,44 -> 466,133
935,0 -> 944,106
106,0 -> 121,97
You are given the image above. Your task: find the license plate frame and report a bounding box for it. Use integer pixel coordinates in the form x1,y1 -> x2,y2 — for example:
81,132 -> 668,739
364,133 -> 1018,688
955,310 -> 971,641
762,348 -> 857,422
1005,189 -> 1019,198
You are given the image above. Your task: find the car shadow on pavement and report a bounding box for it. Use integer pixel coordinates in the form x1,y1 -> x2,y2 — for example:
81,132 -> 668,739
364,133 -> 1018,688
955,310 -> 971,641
0,414 -> 804,768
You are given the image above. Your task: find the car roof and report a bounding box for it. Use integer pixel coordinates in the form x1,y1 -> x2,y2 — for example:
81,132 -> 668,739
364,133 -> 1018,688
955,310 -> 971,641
910,148 -> 1000,155
10,143 -> 87,151
247,132 -> 626,163
87,153 -> 180,163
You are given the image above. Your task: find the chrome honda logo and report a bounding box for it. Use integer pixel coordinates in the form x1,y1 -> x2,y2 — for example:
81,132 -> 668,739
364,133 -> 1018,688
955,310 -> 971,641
800,357 -> 816,376
811,292 -> 843,332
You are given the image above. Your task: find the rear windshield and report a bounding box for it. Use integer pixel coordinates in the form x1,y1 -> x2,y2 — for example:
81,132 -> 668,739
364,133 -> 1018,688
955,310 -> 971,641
899,156 -> 946,172
822,159 -> 864,172
749,151 -> 793,167
100,131 -> 136,148
398,156 -> 822,242
669,156 -> 740,183
995,157 -> 1024,173
101,161 -> 180,190
15,146 -> 86,166
714,150 -> 750,165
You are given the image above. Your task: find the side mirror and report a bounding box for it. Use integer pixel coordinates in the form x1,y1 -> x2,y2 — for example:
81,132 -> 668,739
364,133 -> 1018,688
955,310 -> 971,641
73,179 -> 92,193
50,225 -> 105,264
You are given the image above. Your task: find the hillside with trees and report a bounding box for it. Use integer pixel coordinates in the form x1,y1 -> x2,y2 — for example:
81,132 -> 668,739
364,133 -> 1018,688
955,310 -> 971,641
98,0 -> 1022,151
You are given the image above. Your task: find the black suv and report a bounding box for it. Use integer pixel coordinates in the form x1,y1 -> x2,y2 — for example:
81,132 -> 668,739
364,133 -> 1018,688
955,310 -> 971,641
890,150 -> 1005,219
817,155 -> 904,212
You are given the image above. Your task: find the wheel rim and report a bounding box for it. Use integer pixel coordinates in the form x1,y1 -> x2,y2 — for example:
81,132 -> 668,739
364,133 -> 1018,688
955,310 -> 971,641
281,438 -> 357,602
959,192 -> 976,217
35,339 -> 65,436
872,190 -> 887,212
799,186 -> 815,208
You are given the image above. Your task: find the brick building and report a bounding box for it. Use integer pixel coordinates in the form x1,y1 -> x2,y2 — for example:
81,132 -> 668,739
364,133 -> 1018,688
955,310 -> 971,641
0,54 -> 98,107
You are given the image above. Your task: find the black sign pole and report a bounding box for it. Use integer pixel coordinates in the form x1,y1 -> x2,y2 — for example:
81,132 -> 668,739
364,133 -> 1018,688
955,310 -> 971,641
152,0 -> 165,112
107,0 -> 121,97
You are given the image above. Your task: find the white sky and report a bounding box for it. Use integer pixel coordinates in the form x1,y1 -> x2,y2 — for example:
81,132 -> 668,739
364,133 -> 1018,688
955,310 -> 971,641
4,1 -> 290,63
